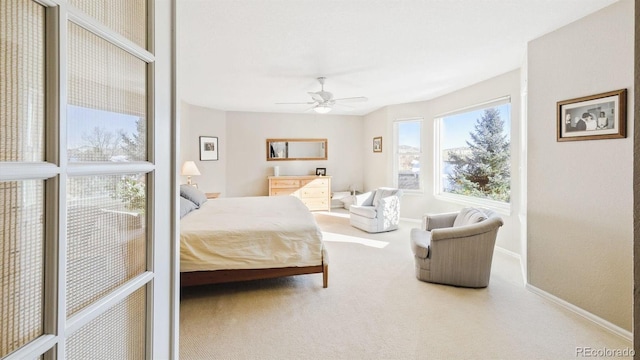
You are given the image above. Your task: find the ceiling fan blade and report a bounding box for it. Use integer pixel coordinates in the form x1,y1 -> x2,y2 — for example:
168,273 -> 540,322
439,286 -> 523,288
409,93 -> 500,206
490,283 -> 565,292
275,101 -> 316,105
304,105 -> 317,113
308,92 -> 324,102
333,103 -> 354,109
333,96 -> 368,103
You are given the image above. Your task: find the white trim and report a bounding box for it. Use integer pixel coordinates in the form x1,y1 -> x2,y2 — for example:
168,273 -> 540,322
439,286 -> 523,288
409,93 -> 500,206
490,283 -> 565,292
66,162 -> 155,176
434,192 -> 511,215
65,272 -> 154,336
526,284 -> 632,342
400,217 -> 421,224
67,9 -> 155,63
434,95 -> 511,119
3,334 -> 57,360
494,246 -> 526,286
0,162 -> 59,181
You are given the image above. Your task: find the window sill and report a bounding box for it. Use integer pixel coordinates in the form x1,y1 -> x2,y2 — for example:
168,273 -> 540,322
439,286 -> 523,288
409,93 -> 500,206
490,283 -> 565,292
434,192 -> 511,216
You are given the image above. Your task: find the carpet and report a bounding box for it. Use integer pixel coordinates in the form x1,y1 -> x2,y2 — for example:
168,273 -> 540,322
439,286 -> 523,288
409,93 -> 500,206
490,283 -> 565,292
179,210 -> 631,359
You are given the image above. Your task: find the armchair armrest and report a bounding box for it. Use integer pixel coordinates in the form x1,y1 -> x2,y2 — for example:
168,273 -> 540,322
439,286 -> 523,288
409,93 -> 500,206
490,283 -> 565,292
375,194 -> 401,214
423,212 -> 458,231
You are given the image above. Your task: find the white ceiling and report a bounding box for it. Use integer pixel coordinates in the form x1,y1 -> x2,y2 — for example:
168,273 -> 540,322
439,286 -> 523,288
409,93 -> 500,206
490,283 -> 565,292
177,0 -> 618,116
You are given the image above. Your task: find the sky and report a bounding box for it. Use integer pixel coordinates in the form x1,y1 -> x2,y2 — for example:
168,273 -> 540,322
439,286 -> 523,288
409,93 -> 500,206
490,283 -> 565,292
67,105 -> 140,149
440,103 -> 511,149
397,103 -> 511,150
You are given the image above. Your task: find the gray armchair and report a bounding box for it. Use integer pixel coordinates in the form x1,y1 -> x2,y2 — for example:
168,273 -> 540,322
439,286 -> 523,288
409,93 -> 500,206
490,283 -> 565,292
349,187 -> 402,233
410,208 -> 503,288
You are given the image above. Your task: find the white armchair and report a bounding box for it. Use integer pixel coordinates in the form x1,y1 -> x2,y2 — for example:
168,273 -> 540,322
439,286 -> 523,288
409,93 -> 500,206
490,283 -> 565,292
349,187 -> 402,233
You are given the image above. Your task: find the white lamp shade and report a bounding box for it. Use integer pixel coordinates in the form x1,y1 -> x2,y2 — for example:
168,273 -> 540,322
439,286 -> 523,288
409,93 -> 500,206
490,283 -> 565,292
181,161 -> 201,176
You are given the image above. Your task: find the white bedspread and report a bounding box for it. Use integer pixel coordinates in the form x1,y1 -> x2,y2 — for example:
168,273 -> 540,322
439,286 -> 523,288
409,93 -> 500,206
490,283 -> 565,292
180,196 -> 324,272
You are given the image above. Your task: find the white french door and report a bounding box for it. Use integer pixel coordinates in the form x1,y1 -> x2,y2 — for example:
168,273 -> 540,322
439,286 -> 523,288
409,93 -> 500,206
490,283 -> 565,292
0,0 -> 176,359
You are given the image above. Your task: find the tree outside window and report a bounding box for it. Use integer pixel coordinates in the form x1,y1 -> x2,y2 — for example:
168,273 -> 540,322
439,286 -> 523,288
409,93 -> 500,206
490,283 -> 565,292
438,103 -> 511,203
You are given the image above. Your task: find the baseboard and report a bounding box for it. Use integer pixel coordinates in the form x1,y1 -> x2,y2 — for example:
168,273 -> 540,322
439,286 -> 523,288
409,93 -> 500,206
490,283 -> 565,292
400,217 -> 421,224
494,246 -> 527,286
525,284 -> 632,342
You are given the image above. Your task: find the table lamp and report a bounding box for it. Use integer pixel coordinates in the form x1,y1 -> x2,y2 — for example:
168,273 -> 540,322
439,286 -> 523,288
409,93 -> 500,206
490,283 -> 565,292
181,161 -> 201,186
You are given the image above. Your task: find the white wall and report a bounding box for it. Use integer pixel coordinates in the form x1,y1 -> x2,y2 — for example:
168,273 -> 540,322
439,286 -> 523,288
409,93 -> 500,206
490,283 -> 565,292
363,69 -> 522,254
528,0 -> 634,331
180,102 -> 227,195
225,111 -> 364,197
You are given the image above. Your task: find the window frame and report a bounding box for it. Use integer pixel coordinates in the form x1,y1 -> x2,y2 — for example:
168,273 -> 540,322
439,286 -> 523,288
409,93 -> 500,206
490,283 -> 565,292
393,117 -> 424,194
433,97 -> 512,214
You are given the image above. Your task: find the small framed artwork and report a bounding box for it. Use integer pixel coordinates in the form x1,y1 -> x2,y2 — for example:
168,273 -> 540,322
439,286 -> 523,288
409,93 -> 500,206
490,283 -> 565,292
199,136 -> 219,161
557,89 -> 626,142
373,136 -> 382,152
315,168 -> 326,176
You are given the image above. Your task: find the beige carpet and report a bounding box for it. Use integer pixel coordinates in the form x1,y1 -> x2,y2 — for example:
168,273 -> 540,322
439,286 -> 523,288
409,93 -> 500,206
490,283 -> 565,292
180,210 -> 631,359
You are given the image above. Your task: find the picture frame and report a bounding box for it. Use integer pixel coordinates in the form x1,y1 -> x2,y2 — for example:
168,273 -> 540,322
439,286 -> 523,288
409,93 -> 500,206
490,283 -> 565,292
315,168 -> 326,176
373,136 -> 382,152
199,136 -> 219,161
557,89 -> 626,142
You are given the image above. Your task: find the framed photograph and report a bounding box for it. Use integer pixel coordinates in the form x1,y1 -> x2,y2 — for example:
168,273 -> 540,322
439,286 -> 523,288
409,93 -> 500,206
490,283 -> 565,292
557,89 -> 626,142
199,136 -> 219,161
373,136 -> 382,152
315,168 -> 326,176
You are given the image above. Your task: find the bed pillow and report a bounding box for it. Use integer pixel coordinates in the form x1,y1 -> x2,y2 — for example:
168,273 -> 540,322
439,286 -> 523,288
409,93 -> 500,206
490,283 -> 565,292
180,185 -> 208,207
180,196 -> 198,218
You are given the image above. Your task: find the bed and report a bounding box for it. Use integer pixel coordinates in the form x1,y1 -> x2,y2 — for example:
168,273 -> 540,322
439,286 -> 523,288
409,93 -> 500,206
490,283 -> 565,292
179,194 -> 328,288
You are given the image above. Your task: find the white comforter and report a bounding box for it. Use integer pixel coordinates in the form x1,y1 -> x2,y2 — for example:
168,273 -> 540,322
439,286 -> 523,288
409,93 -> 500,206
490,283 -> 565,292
180,196 -> 324,272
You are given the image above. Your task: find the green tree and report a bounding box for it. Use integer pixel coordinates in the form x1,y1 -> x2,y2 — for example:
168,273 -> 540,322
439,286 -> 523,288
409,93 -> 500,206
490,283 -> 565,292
120,118 -> 146,161
448,108 -> 510,202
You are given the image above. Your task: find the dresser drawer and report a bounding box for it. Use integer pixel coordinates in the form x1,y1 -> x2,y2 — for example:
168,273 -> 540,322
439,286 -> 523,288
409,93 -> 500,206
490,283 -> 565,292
271,179 -> 301,188
299,186 -> 328,198
270,188 -> 299,196
301,178 -> 329,187
301,198 -> 329,211
268,176 -> 331,211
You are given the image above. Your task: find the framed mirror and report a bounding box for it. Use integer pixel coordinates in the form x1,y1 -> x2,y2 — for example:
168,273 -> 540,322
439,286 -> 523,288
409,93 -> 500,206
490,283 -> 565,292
266,138 -> 328,161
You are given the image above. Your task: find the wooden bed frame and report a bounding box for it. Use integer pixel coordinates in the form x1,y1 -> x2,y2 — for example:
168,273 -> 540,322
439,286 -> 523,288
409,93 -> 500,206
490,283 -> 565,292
180,249 -> 329,288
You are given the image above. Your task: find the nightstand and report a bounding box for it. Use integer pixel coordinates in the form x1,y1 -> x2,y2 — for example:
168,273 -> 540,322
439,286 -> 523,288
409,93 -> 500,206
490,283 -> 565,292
206,192 -> 220,199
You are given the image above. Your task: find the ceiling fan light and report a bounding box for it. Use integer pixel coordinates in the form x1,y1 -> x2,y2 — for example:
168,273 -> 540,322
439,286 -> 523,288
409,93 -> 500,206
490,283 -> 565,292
314,105 -> 331,114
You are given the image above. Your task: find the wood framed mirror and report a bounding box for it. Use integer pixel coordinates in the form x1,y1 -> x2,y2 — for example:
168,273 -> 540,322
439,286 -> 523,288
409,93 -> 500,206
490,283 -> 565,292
266,138 -> 328,161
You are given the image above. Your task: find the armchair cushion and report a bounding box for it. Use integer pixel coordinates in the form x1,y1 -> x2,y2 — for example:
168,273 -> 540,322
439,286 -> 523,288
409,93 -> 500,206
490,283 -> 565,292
452,207 -> 487,227
349,205 -> 377,219
410,228 -> 431,259
372,187 -> 399,207
354,191 -> 375,206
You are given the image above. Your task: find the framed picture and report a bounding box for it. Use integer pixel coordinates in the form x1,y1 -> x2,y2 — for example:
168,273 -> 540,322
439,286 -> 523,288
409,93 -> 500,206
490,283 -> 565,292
315,168 -> 326,176
557,89 -> 626,142
373,136 -> 382,152
199,136 -> 219,161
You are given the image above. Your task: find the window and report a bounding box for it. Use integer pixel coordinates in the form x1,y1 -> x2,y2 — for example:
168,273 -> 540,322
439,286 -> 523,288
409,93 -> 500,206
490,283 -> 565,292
436,98 -> 511,208
394,119 -> 423,191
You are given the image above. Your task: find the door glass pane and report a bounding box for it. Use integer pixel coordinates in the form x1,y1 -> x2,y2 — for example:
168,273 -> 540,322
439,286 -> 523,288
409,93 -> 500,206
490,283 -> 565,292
69,0 -> 147,49
0,180 -> 44,358
65,287 -> 146,359
67,23 -> 147,162
0,0 -> 45,162
66,174 -> 146,317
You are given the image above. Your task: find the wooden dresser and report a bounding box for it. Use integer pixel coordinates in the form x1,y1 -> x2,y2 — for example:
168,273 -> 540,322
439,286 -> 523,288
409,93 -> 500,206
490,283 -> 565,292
268,176 -> 331,211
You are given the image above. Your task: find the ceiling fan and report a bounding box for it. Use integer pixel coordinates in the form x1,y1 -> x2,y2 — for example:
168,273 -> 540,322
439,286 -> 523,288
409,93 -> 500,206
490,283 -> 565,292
276,77 -> 368,114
